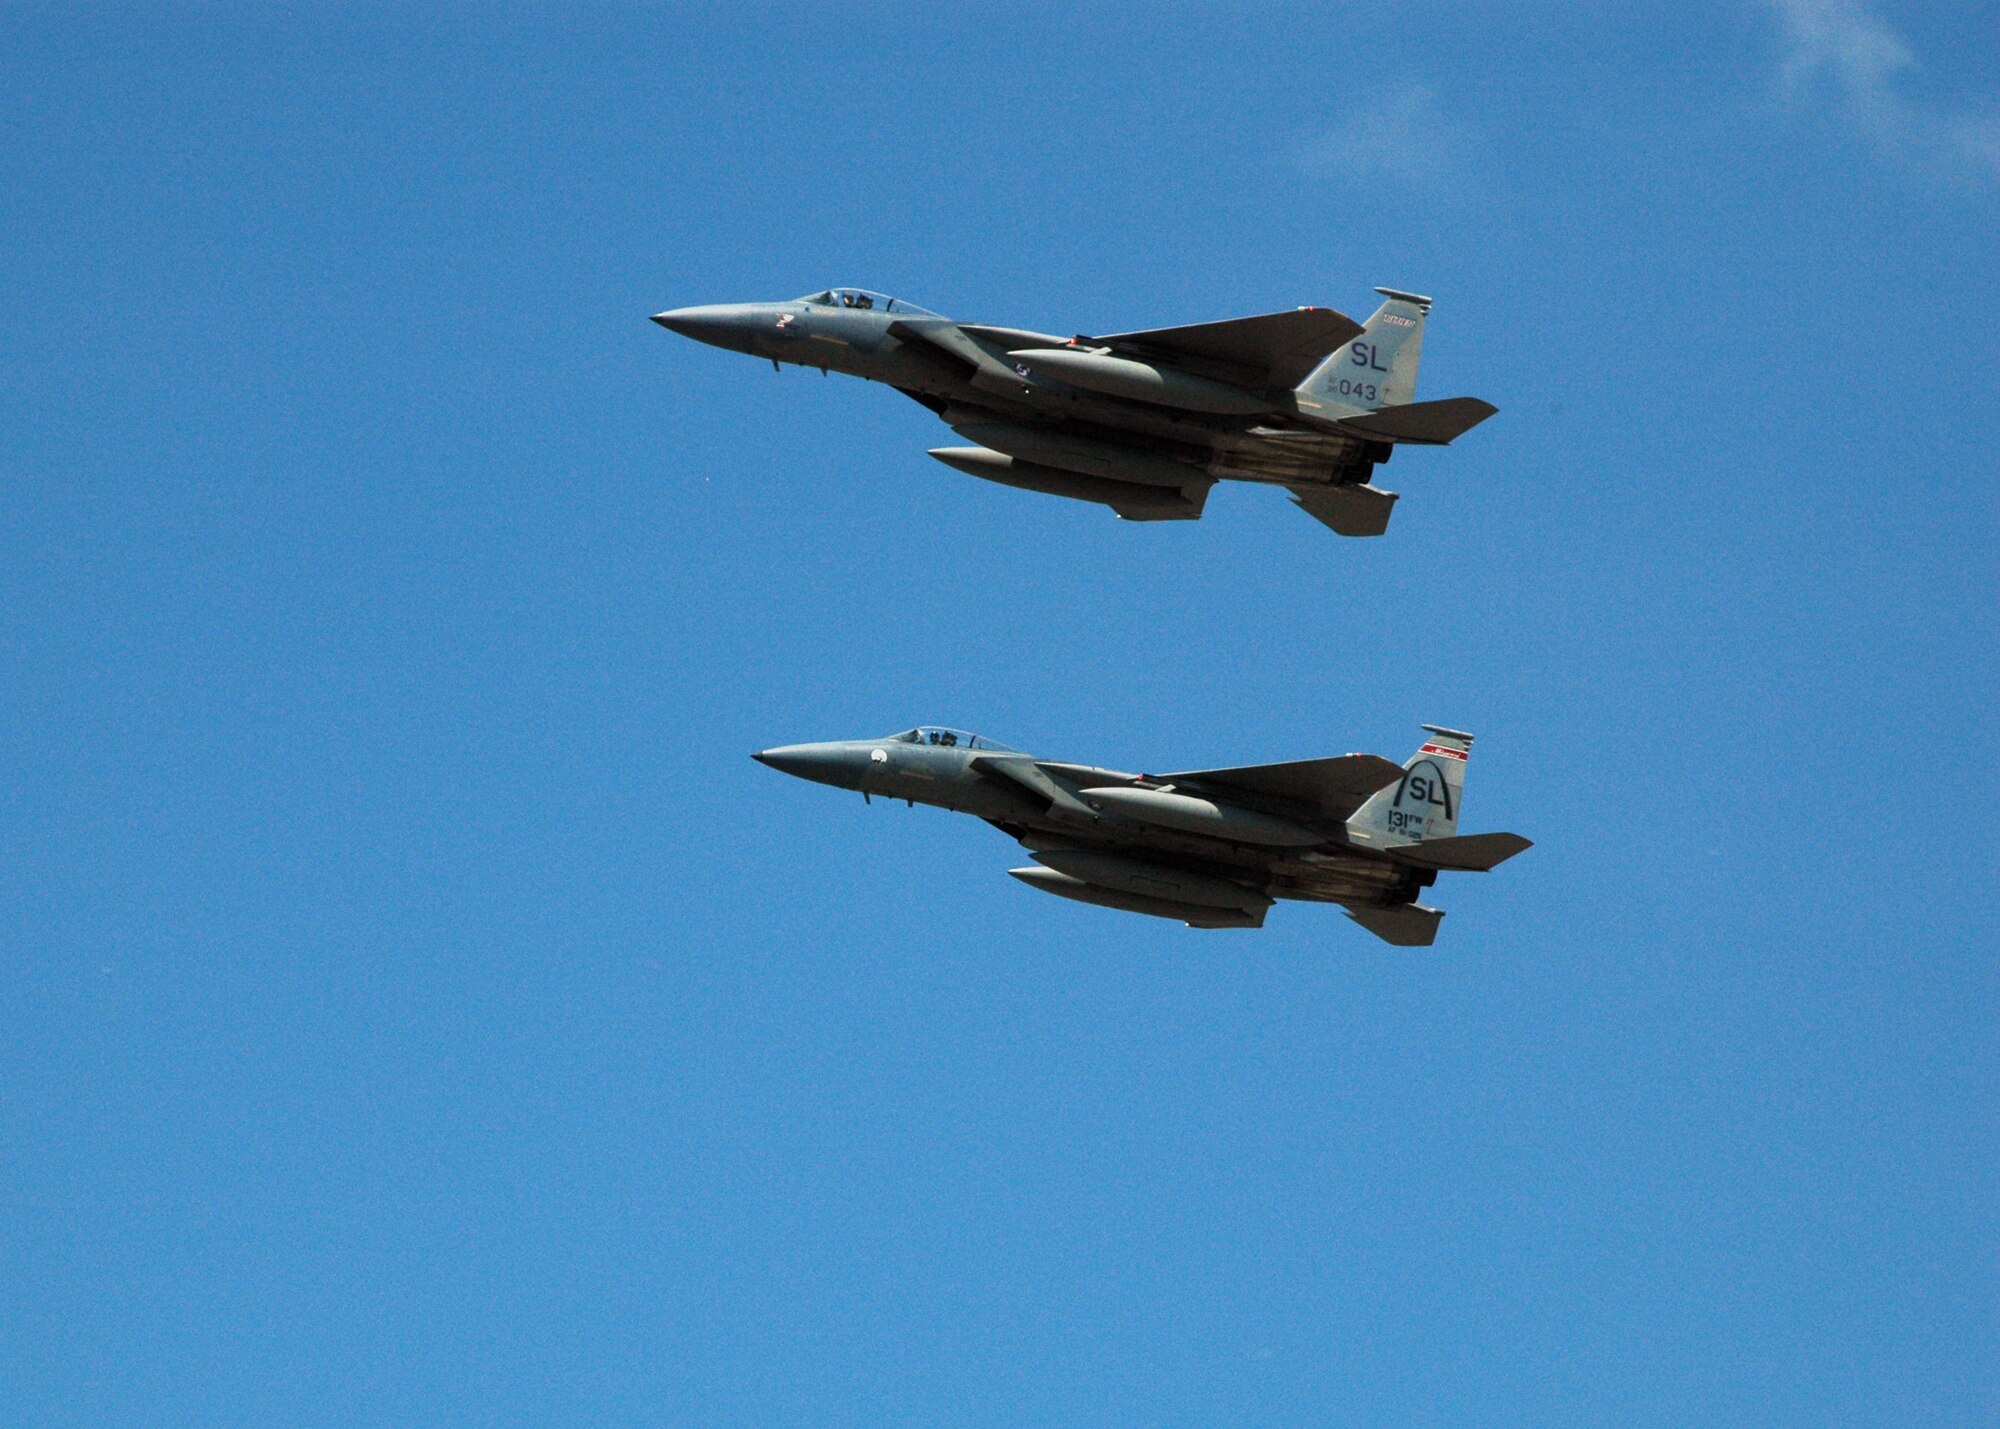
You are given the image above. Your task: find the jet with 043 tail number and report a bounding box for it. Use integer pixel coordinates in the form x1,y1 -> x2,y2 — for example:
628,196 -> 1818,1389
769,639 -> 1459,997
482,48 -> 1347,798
653,286 -> 1494,536
752,724 -> 1529,944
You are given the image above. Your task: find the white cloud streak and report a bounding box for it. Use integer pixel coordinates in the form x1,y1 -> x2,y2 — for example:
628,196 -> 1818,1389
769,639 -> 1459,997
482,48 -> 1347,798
1769,0 -> 2000,185
1297,87 -> 1464,186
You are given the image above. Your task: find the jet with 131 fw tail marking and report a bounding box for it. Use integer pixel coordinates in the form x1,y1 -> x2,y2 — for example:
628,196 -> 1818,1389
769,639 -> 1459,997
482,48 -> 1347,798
654,286 -> 1494,536
753,724 -> 1529,943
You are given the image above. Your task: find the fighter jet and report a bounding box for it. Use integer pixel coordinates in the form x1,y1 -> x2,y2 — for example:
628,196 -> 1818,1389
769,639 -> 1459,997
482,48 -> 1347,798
752,724 -> 1529,943
654,287 -> 1495,536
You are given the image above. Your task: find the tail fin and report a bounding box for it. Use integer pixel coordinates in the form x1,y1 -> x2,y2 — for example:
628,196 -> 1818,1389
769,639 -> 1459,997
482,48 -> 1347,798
1293,288 -> 1428,413
1345,724 -> 1471,849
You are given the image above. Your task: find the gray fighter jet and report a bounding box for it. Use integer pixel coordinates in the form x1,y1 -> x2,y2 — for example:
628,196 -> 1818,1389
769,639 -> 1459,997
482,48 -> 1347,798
753,724 -> 1528,943
654,287 -> 1494,535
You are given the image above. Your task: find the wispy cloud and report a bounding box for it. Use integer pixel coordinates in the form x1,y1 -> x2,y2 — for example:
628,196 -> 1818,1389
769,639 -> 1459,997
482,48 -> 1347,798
1769,0 -> 2000,185
1297,86 -> 1465,186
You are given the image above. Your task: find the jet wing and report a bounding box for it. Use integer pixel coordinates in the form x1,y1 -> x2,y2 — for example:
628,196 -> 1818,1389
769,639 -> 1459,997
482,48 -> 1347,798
1085,307 -> 1365,389
1159,753 -> 1405,821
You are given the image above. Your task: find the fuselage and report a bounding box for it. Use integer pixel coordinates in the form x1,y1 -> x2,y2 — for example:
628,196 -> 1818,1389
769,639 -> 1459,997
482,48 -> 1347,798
752,730 -> 1433,911
653,289 -> 1384,489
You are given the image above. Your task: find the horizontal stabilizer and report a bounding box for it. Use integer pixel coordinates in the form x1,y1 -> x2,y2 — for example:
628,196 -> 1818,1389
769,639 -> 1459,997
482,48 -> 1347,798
1289,482 -> 1398,538
1383,831 -> 1533,872
1159,752 -> 1406,820
1334,396 -> 1497,445
1087,307 -> 1365,388
1345,902 -> 1445,946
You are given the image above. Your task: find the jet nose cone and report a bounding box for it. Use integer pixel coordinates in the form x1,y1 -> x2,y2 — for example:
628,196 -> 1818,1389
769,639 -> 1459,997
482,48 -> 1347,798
651,304 -> 744,344
650,306 -> 703,337
751,743 -> 858,787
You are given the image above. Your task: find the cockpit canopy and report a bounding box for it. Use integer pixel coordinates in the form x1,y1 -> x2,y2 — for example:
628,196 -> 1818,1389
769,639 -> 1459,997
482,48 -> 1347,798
885,726 -> 1016,752
798,288 -> 938,317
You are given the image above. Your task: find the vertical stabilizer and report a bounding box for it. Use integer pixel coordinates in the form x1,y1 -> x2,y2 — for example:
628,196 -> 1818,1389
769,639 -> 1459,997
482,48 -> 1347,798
1345,725 -> 1471,849
1294,288 -> 1429,412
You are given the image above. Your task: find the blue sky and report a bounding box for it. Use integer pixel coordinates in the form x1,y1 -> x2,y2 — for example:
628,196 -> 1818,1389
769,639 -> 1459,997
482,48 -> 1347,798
2,3 -> 1994,1424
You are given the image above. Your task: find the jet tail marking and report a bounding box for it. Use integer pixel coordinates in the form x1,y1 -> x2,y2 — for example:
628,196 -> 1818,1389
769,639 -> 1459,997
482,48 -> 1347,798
1294,291 -> 1429,412
1346,727 -> 1474,848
